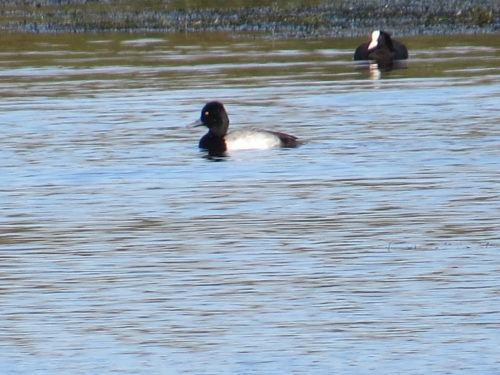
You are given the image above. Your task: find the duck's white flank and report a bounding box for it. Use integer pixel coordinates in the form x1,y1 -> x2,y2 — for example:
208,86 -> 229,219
225,129 -> 282,151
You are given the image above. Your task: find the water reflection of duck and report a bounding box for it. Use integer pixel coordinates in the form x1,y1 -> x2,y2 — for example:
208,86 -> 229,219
354,30 -> 408,69
190,101 -> 300,156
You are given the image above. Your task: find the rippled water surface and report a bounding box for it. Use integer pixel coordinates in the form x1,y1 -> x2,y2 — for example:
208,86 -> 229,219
1,32 -> 499,374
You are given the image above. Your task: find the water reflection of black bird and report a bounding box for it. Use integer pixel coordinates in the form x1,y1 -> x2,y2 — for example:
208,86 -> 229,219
189,101 -> 300,157
354,30 -> 408,70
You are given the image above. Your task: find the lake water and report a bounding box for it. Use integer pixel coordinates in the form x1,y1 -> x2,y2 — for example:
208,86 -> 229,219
0,32 -> 499,374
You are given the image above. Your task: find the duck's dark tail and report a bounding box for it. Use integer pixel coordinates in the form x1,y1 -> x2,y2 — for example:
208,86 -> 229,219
269,131 -> 301,148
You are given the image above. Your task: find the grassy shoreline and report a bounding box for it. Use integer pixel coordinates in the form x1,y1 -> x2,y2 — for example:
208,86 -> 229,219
0,0 -> 498,37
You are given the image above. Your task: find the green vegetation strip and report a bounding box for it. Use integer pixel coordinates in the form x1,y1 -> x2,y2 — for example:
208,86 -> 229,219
0,0 -> 498,36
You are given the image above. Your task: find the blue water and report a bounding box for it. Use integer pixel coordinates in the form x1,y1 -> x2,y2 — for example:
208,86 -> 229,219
0,33 -> 499,374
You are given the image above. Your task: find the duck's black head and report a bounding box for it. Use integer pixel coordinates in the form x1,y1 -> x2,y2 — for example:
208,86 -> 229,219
368,30 -> 395,52
191,101 -> 230,156
196,101 -> 230,137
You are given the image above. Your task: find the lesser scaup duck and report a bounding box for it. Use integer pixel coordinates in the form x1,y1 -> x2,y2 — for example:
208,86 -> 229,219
191,101 -> 300,156
354,30 -> 408,68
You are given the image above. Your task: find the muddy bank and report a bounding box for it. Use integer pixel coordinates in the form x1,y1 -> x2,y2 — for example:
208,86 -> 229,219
0,0 -> 498,37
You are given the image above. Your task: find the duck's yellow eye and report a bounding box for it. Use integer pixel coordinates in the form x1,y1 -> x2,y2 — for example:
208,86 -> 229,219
204,111 -> 210,116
